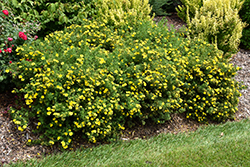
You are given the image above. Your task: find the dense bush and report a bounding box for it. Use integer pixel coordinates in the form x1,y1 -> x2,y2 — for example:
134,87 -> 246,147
0,6 -> 40,92
239,0 -> 250,49
177,0 -> 246,57
7,0 -> 100,37
94,0 -> 153,28
7,18 -> 243,149
149,0 -> 173,16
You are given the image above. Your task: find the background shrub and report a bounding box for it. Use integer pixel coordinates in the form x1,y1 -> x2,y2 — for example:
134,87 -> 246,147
149,0 -> 173,16
178,0 -> 246,57
0,4 -> 41,92
8,0 -> 100,38
239,0 -> 250,49
8,19 -> 243,149
94,0 -> 153,28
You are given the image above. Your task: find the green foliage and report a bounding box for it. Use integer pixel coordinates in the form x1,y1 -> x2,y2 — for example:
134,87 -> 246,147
8,19 -> 243,149
0,5 -> 41,92
176,0 -> 203,22
8,0 -> 100,38
182,0 -> 246,56
149,0 -> 173,16
239,0 -> 250,49
94,0 -> 153,28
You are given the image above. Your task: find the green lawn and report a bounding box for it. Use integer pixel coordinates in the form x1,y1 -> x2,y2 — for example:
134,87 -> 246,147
7,118 -> 250,167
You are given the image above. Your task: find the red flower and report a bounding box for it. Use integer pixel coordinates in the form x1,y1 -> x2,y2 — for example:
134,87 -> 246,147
7,48 -> 12,53
9,61 -> 12,64
0,49 -> 2,53
23,35 -> 27,40
2,10 -> 9,16
19,32 -> 27,40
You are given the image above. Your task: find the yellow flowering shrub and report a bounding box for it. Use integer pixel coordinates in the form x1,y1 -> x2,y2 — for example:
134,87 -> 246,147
7,19 -> 244,149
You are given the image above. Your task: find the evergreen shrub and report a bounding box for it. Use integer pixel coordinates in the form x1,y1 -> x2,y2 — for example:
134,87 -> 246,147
239,0 -> 250,49
149,0 -> 173,16
7,19 -> 243,149
95,0 -> 153,28
177,0 -> 246,57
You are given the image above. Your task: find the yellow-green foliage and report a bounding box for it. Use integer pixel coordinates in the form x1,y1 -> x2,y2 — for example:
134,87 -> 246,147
7,19 -> 243,149
185,0 -> 246,56
177,0 -> 244,22
95,0 -> 153,27
176,0 -> 203,21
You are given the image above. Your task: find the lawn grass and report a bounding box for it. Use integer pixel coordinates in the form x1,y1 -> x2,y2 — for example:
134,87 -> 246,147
7,119 -> 250,167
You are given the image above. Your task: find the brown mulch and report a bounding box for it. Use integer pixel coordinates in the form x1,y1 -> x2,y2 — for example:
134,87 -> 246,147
1,13 -> 250,166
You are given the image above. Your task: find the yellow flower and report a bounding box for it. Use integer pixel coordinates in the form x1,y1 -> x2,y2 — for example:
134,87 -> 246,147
5,69 -> 9,73
18,126 -> 23,131
47,112 -> 52,115
69,132 -> 73,136
41,57 -> 45,60
49,141 -> 54,145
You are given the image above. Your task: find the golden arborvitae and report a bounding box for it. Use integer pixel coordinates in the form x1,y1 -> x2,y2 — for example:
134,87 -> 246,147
186,0 -> 247,57
95,0 -> 153,27
176,0 -> 203,21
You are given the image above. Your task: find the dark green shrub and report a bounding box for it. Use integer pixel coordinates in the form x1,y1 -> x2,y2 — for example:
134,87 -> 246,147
8,19 -> 243,149
149,0 -> 182,16
149,0 -> 173,16
239,0 -> 250,49
8,0 -> 100,38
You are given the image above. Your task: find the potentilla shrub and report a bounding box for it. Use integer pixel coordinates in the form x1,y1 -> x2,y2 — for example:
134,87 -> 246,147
7,19 -> 244,149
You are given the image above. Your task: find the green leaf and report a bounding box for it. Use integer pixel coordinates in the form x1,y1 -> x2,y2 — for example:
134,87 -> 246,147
50,3 -> 56,13
11,0 -> 18,6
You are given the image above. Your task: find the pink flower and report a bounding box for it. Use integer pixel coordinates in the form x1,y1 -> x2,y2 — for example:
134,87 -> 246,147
18,32 -> 27,40
0,49 -> 2,53
6,48 -> 12,53
2,10 -> 9,16
8,37 -> 13,42
34,35 -> 38,40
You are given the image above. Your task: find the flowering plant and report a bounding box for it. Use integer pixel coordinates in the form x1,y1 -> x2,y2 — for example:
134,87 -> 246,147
0,7 -> 41,92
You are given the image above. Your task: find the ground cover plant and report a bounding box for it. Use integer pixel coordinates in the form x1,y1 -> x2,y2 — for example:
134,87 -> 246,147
6,16 -> 245,150
5,119 -> 250,167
